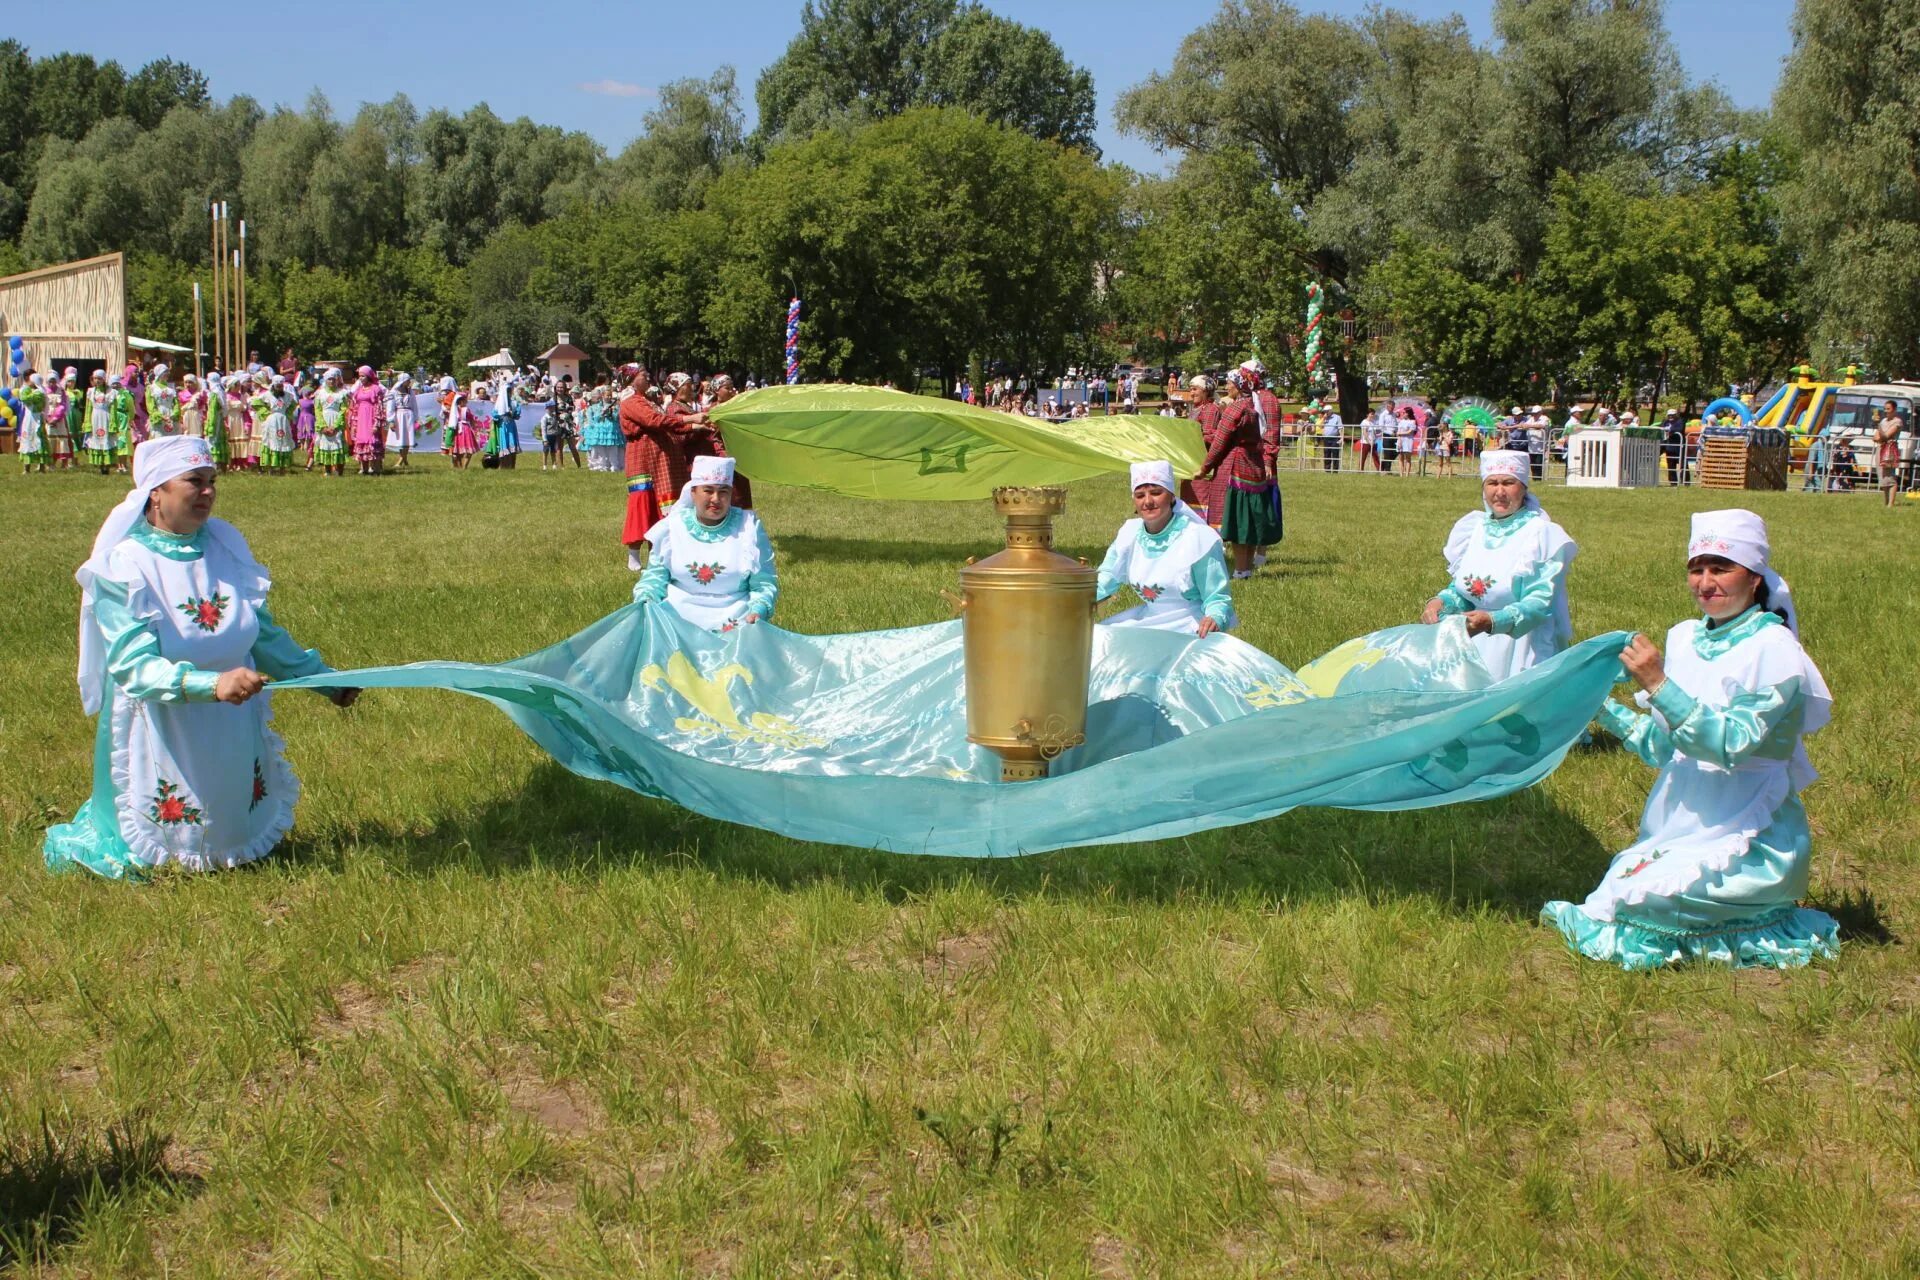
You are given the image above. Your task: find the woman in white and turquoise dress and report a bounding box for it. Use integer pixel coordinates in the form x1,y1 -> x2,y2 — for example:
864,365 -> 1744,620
44,436 -> 359,879
634,455 -> 778,631
1543,509 -> 1838,969
1096,460 -> 1236,636
1420,449 -> 1576,679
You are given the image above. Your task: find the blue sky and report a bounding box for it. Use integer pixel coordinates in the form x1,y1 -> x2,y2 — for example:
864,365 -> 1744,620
13,0 -> 1797,171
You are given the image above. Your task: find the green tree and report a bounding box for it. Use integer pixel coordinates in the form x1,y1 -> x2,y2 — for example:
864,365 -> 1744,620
1113,149 -> 1310,382
919,8 -> 1097,152
239,97 -> 403,270
755,0 -> 1096,149
125,251 -> 199,350
1775,0 -> 1920,374
28,51 -> 125,142
607,69 -> 748,212
123,58 -> 211,130
707,107 -> 1117,384
456,223 -> 577,366
1118,0 -> 1735,413
408,105 -> 602,264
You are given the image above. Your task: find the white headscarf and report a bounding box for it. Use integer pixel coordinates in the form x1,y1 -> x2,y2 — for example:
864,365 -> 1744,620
1128,459 -> 1203,525
1473,448 -> 1549,518
73,436 -> 263,714
1688,509 -> 1799,634
1479,450 -> 1529,484
677,453 -> 736,508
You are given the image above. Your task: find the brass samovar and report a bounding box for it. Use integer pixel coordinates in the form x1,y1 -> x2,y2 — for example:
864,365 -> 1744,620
958,486 -> 1095,782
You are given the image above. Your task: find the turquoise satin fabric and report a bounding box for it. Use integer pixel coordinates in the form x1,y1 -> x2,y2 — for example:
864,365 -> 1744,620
279,608 -> 1630,857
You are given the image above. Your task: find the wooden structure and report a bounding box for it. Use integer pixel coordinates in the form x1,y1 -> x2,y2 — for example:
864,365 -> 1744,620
1698,431 -> 1789,491
537,333 -> 589,385
0,252 -> 129,375
1566,428 -> 1660,488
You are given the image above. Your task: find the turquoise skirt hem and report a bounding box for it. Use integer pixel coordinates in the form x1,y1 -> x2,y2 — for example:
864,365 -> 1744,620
1541,900 -> 1839,971
43,797 -> 144,880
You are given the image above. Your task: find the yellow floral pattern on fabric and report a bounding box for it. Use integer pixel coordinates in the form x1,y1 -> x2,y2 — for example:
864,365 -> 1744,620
1294,638 -> 1390,698
1243,677 -> 1313,709
638,652 -> 827,749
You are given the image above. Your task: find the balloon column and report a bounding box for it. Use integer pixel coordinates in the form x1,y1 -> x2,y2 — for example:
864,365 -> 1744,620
1303,281 -> 1325,395
1,336 -> 23,436
785,297 -> 801,385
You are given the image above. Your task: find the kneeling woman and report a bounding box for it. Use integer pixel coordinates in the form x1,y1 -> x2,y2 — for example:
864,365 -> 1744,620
634,456 -> 777,632
1095,461 -> 1235,636
1542,510 -> 1837,970
44,437 -> 358,879
1420,449 -> 1576,679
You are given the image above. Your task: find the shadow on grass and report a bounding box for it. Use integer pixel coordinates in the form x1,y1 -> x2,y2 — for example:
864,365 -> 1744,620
1812,885 -> 1900,946
281,758 -> 1613,919
0,1114 -> 195,1269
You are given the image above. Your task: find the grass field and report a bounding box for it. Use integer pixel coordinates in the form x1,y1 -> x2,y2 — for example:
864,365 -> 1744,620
1,457 -> 1916,1277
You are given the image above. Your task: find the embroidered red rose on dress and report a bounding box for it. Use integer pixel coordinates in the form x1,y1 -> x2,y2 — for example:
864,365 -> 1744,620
177,592 -> 232,633
148,779 -> 203,826
688,561 -> 723,586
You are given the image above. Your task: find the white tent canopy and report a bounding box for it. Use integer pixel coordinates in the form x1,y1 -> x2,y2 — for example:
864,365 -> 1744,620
129,335 -> 193,354
467,348 -> 517,369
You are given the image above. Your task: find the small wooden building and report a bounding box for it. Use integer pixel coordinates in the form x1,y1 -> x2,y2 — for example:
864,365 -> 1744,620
538,333 -> 589,385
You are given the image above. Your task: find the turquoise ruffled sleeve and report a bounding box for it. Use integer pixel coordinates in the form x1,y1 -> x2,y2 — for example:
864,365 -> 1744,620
745,523 -> 778,620
93,578 -> 219,703
1649,676 -> 1804,770
1433,583 -> 1473,615
1596,697 -> 1674,768
1188,545 -> 1235,629
634,552 -> 668,604
1095,534 -> 1127,604
1490,557 -> 1566,637
251,604 -> 329,681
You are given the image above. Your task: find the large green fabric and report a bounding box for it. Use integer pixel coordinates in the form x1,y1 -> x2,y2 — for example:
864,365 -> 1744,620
707,385 -> 1208,500
281,608 -> 1631,858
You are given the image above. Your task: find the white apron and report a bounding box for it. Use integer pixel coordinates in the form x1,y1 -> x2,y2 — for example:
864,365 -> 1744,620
18,403 -> 45,454
1441,506 -> 1576,680
1577,618 -> 1830,922
259,395 -> 295,453
102,536 -> 298,869
647,509 -> 767,632
387,396 -> 416,449
86,391 -> 114,451
1103,519 -> 1222,633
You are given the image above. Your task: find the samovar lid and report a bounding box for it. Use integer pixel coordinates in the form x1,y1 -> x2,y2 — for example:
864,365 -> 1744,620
992,486 -> 1069,519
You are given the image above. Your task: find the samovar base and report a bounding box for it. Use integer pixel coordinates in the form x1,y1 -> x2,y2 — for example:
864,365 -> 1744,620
998,758 -> 1049,783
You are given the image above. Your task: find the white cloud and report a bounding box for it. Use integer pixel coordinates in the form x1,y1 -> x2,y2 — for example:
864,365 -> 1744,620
577,79 -> 654,98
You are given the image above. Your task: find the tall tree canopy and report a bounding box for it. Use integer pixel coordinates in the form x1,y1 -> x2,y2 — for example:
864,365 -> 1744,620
1119,0 -> 1747,410
1775,0 -> 1920,374
755,0 -> 1096,150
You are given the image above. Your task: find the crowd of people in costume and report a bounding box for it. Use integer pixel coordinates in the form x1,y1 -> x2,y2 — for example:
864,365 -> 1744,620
8,353 -> 768,486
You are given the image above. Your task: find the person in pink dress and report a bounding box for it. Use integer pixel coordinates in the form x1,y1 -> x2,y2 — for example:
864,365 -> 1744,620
348,365 -> 385,477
